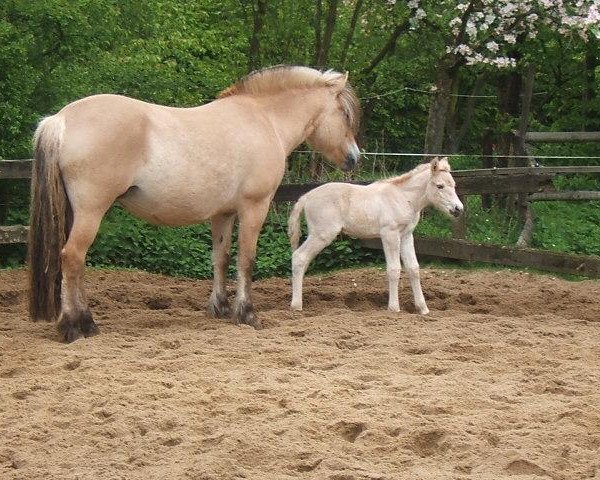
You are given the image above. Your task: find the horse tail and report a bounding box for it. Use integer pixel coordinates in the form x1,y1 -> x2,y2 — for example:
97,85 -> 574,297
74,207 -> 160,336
288,195 -> 307,251
28,115 -> 71,321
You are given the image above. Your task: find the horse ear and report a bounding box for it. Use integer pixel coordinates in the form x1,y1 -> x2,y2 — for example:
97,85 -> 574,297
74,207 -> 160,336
430,156 -> 440,172
326,71 -> 348,93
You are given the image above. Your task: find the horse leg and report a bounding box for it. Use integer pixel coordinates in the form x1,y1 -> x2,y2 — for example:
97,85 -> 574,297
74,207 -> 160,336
291,231 -> 338,311
208,212 -> 236,318
381,229 -> 401,312
233,199 -> 271,328
400,232 -> 429,315
58,211 -> 105,342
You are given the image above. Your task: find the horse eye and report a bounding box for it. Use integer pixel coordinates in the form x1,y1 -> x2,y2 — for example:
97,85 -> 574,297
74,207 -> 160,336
436,184 -> 444,189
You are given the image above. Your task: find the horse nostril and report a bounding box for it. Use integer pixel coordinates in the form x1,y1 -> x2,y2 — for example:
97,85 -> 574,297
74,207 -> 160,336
452,206 -> 463,217
344,153 -> 358,171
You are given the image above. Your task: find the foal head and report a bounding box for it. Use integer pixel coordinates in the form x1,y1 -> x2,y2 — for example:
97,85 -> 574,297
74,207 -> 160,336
305,71 -> 361,171
426,157 -> 464,217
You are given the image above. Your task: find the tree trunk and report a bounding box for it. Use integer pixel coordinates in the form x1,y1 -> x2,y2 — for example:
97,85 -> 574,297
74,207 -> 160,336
518,64 -> 535,140
496,68 -> 521,209
424,58 -> 458,155
313,0 -> 323,67
497,67 -> 522,168
443,75 -> 460,153
248,0 -> 267,72
451,73 -> 486,153
516,64 -> 536,169
357,92 -> 376,148
357,18 -> 409,152
583,37 -> 598,131
340,0 -> 364,69
314,0 -> 338,68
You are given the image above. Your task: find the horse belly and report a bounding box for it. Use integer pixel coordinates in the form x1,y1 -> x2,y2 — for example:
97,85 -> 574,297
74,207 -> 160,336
118,182 -> 234,226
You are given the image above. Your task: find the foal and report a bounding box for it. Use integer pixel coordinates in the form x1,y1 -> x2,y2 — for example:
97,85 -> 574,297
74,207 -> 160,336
288,157 -> 463,314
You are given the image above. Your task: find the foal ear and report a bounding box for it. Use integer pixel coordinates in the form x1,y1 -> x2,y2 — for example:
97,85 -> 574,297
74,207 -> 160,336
430,156 -> 440,172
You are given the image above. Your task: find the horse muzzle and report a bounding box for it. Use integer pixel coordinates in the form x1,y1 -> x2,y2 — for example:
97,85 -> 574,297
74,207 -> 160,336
343,149 -> 360,171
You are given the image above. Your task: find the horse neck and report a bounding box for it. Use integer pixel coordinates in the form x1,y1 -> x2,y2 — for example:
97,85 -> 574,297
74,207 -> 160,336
259,88 -> 329,155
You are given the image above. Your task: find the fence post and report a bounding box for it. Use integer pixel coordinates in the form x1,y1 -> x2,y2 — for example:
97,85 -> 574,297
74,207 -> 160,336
481,129 -> 494,210
452,195 -> 467,239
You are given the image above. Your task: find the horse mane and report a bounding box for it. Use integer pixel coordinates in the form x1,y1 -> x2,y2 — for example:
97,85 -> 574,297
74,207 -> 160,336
383,158 -> 451,186
218,65 -> 361,133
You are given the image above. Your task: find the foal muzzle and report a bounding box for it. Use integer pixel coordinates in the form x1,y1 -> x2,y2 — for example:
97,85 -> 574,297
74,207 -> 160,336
451,205 -> 464,217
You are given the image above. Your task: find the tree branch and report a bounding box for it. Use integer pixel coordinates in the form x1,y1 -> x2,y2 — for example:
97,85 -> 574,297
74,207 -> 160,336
361,19 -> 410,75
340,0 -> 364,69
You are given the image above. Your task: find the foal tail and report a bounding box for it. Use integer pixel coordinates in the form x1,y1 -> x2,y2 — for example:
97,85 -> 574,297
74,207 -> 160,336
288,195 -> 307,251
28,115 -> 72,321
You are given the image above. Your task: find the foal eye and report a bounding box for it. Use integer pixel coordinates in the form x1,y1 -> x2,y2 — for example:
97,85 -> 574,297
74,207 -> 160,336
436,184 -> 444,189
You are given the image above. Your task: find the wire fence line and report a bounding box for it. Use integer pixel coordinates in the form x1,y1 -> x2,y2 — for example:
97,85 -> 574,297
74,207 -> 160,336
359,86 -> 550,100
292,150 -> 600,160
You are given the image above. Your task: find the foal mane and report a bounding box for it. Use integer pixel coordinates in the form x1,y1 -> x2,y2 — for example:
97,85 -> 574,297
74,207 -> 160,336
384,158 -> 451,186
218,65 -> 360,133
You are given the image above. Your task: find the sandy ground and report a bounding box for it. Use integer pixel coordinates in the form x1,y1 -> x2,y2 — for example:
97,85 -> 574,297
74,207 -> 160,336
0,266 -> 599,480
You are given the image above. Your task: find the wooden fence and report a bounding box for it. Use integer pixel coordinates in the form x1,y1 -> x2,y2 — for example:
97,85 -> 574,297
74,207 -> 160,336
2,159 -> 600,277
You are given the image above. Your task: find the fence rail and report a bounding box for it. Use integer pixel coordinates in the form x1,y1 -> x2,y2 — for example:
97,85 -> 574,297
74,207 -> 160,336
2,160 -> 600,181
0,160 -> 31,179
524,131 -> 600,143
2,159 -> 599,277
0,225 -> 28,245
361,237 -> 600,278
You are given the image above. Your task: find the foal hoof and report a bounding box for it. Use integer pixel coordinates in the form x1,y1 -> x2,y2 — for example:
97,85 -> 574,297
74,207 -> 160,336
233,302 -> 262,329
208,293 -> 231,319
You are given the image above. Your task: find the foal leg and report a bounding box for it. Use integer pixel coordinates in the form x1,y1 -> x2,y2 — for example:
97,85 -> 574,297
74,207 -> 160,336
208,213 -> 236,318
233,199 -> 271,328
58,211 -> 105,342
291,231 -> 338,311
400,232 -> 429,315
381,229 -> 401,312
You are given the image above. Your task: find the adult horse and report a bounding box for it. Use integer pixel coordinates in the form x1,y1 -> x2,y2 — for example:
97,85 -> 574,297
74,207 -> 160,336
28,65 -> 361,342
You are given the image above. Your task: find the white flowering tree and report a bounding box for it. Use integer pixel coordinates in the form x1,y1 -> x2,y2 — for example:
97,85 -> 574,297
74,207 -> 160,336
408,0 -> 600,153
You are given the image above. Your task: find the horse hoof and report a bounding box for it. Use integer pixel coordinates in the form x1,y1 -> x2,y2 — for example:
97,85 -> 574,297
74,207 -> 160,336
57,321 -> 83,343
417,306 -> 430,315
80,310 -> 99,337
234,302 -> 261,329
208,293 -> 231,319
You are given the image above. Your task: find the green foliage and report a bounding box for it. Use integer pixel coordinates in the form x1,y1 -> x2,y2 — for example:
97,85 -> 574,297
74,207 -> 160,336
87,207 -> 214,277
533,200 -> 600,256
